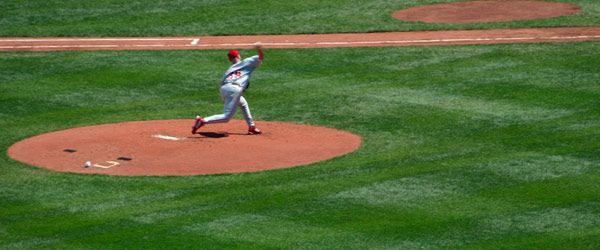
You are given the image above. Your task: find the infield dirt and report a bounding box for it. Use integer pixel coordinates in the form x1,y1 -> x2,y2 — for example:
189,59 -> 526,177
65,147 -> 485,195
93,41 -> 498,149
393,0 -> 581,23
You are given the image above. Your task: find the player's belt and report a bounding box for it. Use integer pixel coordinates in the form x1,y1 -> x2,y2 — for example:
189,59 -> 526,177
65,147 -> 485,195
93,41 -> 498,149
222,81 -> 249,90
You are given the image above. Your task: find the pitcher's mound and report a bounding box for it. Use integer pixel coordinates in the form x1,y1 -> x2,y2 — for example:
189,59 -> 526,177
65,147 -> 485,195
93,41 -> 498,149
8,120 -> 361,176
392,1 -> 580,24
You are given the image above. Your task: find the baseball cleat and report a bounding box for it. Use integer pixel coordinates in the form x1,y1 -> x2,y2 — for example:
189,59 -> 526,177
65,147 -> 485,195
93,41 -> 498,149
191,115 -> 205,134
248,126 -> 262,135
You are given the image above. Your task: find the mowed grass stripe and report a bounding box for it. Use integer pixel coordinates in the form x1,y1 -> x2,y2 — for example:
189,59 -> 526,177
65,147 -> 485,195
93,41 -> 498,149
329,152 -> 596,206
359,87 -> 572,121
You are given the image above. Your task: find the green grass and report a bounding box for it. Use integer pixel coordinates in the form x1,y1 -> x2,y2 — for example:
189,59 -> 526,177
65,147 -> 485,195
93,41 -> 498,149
1,0 -> 600,37
1,42 -> 599,248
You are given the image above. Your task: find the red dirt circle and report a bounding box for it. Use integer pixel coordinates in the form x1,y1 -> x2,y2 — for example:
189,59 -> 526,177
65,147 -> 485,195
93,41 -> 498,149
7,120 -> 362,176
392,0 -> 581,24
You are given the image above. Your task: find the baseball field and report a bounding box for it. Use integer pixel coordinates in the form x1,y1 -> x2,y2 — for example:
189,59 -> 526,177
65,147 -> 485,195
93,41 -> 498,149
2,0 -> 600,249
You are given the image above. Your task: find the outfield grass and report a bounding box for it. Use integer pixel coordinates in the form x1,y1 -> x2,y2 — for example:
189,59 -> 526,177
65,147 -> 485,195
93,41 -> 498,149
1,0 -> 600,37
1,42 -> 599,248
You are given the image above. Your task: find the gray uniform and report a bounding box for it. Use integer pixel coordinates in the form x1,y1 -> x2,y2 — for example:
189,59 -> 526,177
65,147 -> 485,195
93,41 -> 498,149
203,55 -> 261,126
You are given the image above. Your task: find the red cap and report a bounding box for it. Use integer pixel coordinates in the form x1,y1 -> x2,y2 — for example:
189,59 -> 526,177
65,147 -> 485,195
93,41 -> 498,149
227,50 -> 240,61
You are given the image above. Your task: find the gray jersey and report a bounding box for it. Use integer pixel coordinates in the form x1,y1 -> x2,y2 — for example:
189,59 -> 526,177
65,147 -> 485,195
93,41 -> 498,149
221,55 -> 261,89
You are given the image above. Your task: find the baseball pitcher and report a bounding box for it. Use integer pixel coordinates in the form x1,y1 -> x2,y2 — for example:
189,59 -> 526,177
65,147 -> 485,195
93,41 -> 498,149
192,42 -> 264,135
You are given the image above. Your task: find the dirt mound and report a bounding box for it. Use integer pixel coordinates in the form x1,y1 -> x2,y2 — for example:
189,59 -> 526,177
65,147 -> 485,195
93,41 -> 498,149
8,119 -> 361,176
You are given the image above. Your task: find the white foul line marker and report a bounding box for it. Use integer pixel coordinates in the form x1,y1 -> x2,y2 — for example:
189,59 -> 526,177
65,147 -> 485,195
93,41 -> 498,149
0,38 -> 195,42
191,38 -> 200,45
153,134 -> 184,141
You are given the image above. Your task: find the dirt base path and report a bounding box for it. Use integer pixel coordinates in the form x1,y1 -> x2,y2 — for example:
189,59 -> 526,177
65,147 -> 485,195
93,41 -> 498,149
1,27 -> 599,52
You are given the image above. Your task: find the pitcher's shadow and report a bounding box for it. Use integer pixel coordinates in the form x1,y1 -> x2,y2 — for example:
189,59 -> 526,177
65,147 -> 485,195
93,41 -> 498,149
189,131 -> 250,139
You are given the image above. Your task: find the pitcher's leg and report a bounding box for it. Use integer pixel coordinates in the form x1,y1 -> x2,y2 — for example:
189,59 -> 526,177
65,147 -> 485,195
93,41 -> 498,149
204,85 -> 243,124
237,96 -> 255,127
